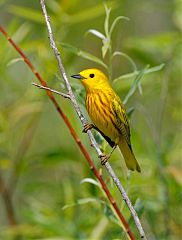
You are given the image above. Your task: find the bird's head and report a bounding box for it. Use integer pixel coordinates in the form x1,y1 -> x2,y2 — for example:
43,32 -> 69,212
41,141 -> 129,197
71,68 -> 110,92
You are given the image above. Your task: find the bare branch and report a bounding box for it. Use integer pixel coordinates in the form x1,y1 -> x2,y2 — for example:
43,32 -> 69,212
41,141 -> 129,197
32,82 -> 70,99
40,1 -> 146,239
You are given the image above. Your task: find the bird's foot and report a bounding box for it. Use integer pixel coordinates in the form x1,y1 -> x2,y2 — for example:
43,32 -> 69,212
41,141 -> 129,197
99,154 -> 109,165
82,123 -> 94,133
99,143 -> 117,165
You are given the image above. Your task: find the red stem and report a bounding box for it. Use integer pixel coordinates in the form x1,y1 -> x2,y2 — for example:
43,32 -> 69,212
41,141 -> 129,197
0,25 -> 135,240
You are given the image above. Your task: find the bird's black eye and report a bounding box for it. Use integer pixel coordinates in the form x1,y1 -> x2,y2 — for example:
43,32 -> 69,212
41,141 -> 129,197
89,73 -> 95,78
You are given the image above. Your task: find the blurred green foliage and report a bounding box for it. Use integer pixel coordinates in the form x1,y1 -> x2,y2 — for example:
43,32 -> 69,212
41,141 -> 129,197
0,0 -> 182,239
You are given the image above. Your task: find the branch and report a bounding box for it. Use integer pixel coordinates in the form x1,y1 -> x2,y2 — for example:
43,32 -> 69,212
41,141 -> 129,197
32,82 -> 71,99
40,1 -> 146,239
0,26 -> 135,239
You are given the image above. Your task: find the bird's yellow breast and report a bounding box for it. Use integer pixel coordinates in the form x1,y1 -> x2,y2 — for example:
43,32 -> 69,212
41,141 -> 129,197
86,91 -> 119,142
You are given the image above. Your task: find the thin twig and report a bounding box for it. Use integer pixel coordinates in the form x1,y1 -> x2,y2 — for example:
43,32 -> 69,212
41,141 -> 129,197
0,25 -> 135,239
40,1 -> 146,239
32,82 -> 71,99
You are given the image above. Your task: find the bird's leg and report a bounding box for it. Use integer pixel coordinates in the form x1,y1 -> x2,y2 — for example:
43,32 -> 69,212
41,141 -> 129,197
82,123 -> 95,133
99,143 -> 117,165
83,125 -> 116,148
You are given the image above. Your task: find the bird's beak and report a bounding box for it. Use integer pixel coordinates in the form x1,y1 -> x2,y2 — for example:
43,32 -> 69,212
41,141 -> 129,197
71,74 -> 85,80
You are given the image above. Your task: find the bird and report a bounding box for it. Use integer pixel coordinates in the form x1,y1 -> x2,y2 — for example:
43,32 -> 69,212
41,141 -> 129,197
71,68 -> 141,172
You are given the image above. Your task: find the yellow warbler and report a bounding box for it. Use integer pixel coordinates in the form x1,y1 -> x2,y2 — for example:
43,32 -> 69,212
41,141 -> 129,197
71,68 -> 141,172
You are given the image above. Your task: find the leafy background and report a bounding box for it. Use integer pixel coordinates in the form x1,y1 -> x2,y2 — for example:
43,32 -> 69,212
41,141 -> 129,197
0,0 -> 181,239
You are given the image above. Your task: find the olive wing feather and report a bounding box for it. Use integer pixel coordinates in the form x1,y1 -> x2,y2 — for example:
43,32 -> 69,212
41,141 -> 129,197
94,126 -> 115,148
111,96 -> 132,148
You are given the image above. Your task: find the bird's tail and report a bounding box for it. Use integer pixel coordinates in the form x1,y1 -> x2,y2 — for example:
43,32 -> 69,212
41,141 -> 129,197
118,137 -> 141,172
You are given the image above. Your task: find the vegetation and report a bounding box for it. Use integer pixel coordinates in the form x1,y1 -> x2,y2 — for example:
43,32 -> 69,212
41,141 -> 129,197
0,0 -> 181,239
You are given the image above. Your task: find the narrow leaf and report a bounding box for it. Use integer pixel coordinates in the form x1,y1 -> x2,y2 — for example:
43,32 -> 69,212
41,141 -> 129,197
80,178 -> 100,187
62,198 -> 98,210
123,65 -> 149,104
67,2 -> 117,24
8,5 -> 47,23
113,63 -> 165,83
87,29 -> 106,40
7,58 -> 24,67
110,16 -> 130,36
60,42 -> 107,69
12,22 -> 31,43
138,83 -> 143,94
128,199 -> 144,224
112,51 -> 137,72
104,204 -> 120,226
79,51 -> 107,68
102,39 -> 110,58
104,4 -> 111,38
127,107 -> 135,118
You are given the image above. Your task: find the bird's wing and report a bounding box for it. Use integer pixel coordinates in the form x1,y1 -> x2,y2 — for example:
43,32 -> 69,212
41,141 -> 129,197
111,96 -> 131,148
93,126 -> 116,148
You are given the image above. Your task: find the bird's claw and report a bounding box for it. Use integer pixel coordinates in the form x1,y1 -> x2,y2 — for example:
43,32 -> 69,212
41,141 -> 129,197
99,154 -> 109,165
82,123 -> 94,133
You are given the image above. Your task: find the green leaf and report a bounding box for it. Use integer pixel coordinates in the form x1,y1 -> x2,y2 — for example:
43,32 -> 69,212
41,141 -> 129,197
127,107 -> 135,118
72,84 -> 85,106
104,204 -> 120,226
104,4 -> 111,38
123,65 -> 149,104
138,82 -> 143,94
60,42 -> 107,69
110,16 -> 129,36
87,29 -> 106,40
102,39 -> 110,58
67,2 -> 117,24
7,58 -> 24,67
8,5 -> 47,23
134,198 -> 144,215
128,199 -> 144,224
62,198 -> 100,210
80,178 -> 100,188
112,51 -> 137,72
113,63 -> 165,83
46,0 -> 62,14
12,22 -> 31,43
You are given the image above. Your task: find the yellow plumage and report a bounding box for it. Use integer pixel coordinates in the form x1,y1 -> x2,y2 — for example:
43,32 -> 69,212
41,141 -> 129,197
71,68 -> 141,172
